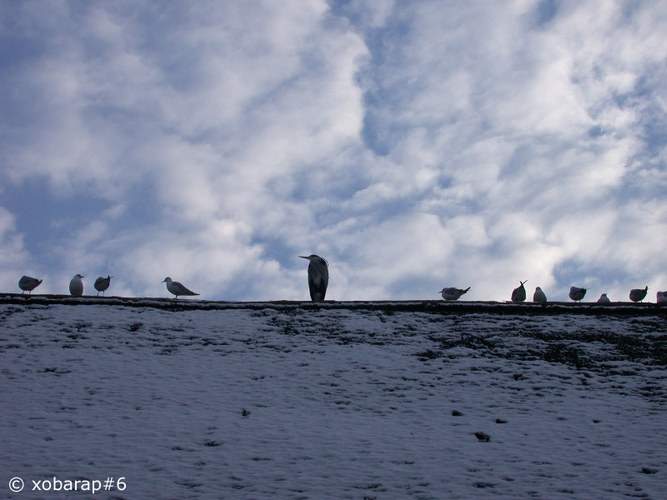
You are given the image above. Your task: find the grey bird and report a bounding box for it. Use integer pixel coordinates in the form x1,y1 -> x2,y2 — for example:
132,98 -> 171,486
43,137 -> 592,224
569,286 -> 586,302
597,293 -> 611,304
511,280 -> 527,302
18,275 -> 42,294
629,286 -> 648,303
69,274 -> 84,296
299,255 -> 329,302
439,286 -> 470,301
533,286 -> 547,304
94,276 -> 112,296
162,277 -> 199,299
657,291 -> 667,305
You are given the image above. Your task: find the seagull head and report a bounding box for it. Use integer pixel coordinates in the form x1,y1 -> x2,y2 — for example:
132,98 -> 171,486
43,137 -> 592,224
162,277 -> 172,284
74,274 -> 84,279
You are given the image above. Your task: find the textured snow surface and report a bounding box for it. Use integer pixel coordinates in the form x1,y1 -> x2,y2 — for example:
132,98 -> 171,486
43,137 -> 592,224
1,297 -> 665,499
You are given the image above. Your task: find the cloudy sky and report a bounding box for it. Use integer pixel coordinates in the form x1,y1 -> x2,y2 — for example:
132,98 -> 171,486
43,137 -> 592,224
0,0 -> 665,302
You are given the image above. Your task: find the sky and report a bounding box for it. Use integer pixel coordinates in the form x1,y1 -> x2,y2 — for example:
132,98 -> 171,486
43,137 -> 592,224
0,0 -> 665,302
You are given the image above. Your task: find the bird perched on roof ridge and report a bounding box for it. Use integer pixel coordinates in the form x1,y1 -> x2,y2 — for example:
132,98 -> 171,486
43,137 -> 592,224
162,277 -> 199,299
657,291 -> 667,305
533,286 -> 547,304
597,293 -> 610,304
629,286 -> 648,303
511,281 -> 527,302
94,276 -> 112,296
18,275 -> 42,295
69,274 -> 84,296
299,255 -> 329,302
569,286 -> 586,302
439,286 -> 470,301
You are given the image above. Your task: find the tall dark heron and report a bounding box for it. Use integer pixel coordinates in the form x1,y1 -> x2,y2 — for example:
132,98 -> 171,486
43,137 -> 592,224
299,255 -> 328,302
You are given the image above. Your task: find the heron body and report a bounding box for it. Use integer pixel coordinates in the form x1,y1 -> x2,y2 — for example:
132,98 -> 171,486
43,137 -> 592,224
69,274 -> 84,296
162,277 -> 199,299
629,286 -> 648,303
94,276 -> 112,296
18,275 -> 42,294
533,287 -> 547,304
299,255 -> 328,302
511,281 -> 527,302
439,286 -> 470,301
569,286 -> 586,302
597,293 -> 611,304
657,291 -> 667,305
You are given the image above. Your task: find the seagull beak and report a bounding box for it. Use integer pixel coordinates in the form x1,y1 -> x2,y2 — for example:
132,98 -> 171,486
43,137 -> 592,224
299,256 -> 309,260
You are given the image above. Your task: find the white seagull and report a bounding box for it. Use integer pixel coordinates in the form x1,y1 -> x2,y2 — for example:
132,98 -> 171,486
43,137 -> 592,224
439,286 -> 470,301
511,280 -> 527,303
569,286 -> 586,302
18,275 -> 42,295
533,287 -> 547,304
69,274 -> 84,296
162,277 -> 199,299
657,291 -> 667,305
629,286 -> 648,303
597,293 -> 611,304
94,276 -> 112,296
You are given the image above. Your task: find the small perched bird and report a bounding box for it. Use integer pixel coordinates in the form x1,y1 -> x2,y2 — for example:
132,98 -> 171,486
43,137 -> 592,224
69,274 -> 84,296
18,275 -> 42,295
597,293 -> 611,304
162,277 -> 199,299
629,286 -> 648,303
569,286 -> 586,302
439,286 -> 470,301
94,276 -> 112,296
533,287 -> 547,304
657,291 -> 667,305
511,281 -> 527,302
299,255 -> 329,302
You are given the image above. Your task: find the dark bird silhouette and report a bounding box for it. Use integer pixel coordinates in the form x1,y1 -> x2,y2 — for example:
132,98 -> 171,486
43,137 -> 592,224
569,286 -> 586,302
511,281 -> 527,302
18,275 -> 42,294
439,286 -> 470,301
629,286 -> 648,303
299,255 -> 329,302
533,286 -> 547,304
597,293 -> 610,304
94,276 -> 112,296
657,291 -> 667,305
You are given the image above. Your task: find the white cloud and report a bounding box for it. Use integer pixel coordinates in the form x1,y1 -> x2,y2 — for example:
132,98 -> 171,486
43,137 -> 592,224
0,1 -> 664,301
